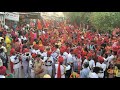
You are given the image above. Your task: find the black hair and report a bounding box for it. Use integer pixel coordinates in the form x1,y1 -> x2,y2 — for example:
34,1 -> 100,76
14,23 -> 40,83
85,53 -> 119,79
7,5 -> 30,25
34,39 -> 37,42
70,49 -> 73,53
93,67 -> 101,74
55,45 -> 59,48
1,39 -> 4,41
24,40 -> 28,43
25,52 -> 29,56
84,62 -> 89,68
0,48 -> 4,53
104,54 -> 108,58
78,43 -> 80,46
41,56 -> 44,60
36,41 -> 39,44
0,42 -> 2,44
37,54 -> 41,58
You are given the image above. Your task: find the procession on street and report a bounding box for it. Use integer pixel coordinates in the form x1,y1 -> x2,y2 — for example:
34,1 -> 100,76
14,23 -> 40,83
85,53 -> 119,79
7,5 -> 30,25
0,12 -> 120,78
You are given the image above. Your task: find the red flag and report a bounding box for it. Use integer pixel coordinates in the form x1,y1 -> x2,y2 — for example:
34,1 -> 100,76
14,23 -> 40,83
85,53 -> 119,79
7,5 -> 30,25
37,19 -> 42,30
44,20 -> 49,28
30,31 -> 34,44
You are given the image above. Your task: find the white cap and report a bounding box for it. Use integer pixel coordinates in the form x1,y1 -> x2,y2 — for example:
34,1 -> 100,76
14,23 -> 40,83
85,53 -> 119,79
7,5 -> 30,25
43,74 -> 51,78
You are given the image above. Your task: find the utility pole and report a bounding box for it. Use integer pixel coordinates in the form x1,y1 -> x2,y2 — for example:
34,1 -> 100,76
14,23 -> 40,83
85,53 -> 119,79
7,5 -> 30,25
3,12 -> 5,27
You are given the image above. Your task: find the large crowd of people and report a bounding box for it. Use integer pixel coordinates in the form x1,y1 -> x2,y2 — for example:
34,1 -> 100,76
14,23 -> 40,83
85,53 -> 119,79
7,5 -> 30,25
0,19 -> 120,78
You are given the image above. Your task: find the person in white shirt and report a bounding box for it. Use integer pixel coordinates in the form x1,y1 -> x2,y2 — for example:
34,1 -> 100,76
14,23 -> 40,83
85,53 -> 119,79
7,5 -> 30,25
4,25 -> 9,30
18,37 -> 22,44
10,49 -> 22,78
0,58 -> 3,67
21,49 -> 31,78
44,56 -> 53,77
0,42 -> 7,53
73,54 -> 82,74
82,57 -> 89,69
51,50 -> 60,77
55,56 -> 65,78
89,67 -> 100,78
105,52 -> 115,68
89,58 -> 95,70
62,52 -> 68,65
0,48 -> 7,68
0,42 -> 8,68
41,51 -> 47,57
31,45 -> 41,55
29,56 -> 35,78
96,56 -> 107,78
21,35 -> 27,41
67,49 -> 74,64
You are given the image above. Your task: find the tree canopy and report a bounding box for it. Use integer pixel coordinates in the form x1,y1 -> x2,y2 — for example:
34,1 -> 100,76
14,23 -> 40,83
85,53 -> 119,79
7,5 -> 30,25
64,12 -> 120,32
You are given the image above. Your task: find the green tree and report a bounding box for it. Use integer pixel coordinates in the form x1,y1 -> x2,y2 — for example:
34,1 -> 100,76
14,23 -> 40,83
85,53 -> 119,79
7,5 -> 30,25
63,12 -> 91,26
63,12 -> 120,33
90,12 -> 120,32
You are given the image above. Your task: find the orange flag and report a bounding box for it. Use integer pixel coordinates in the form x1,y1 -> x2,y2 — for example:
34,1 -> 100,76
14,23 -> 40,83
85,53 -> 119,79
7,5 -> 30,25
37,19 -> 42,30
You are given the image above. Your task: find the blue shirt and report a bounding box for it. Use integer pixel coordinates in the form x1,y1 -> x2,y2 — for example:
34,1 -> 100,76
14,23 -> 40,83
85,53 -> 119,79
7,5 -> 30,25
0,31 -> 3,37
80,68 -> 90,78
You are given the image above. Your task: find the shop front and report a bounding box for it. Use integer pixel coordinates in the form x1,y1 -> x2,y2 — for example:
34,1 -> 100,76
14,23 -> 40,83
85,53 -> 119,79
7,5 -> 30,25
4,12 -> 19,30
0,12 -> 5,27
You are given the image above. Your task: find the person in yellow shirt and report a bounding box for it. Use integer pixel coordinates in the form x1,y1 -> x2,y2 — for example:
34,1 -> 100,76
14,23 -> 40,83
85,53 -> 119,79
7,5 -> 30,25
114,65 -> 120,77
57,39 -> 62,48
39,39 -> 43,46
5,35 -> 12,55
107,64 -> 114,78
114,66 -> 118,77
70,72 -> 80,78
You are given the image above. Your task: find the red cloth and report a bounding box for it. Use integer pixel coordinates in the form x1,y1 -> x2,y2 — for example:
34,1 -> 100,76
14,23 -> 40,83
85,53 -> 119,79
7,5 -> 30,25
14,42 -> 20,52
44,20 -> 49,28
39,46 -> 45,52
60,48 -> 65,54
61,45 -> 67,51
77,54 -> 81,59
82,50 -> 87,57
10,48 -> 16,55
23,48 -> 29,53
32,54 -> 37,58
87,52 -> 93,57
73,49 -> 78,55
117,49 -> 120,56
57,56 -> 64,78
112,46 -> 119,51
37,19 -> 42,30
47,51 -> 52,57
98,56 -> 104,62
51,46 -> 55,51
0,66 -> 6,75
20,44 -> 23,53
45,34 -> 49,39
34,44 -> 39,50
30,31 -> 34,44
25,33 -> 28,38
78,62 -> 81,74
